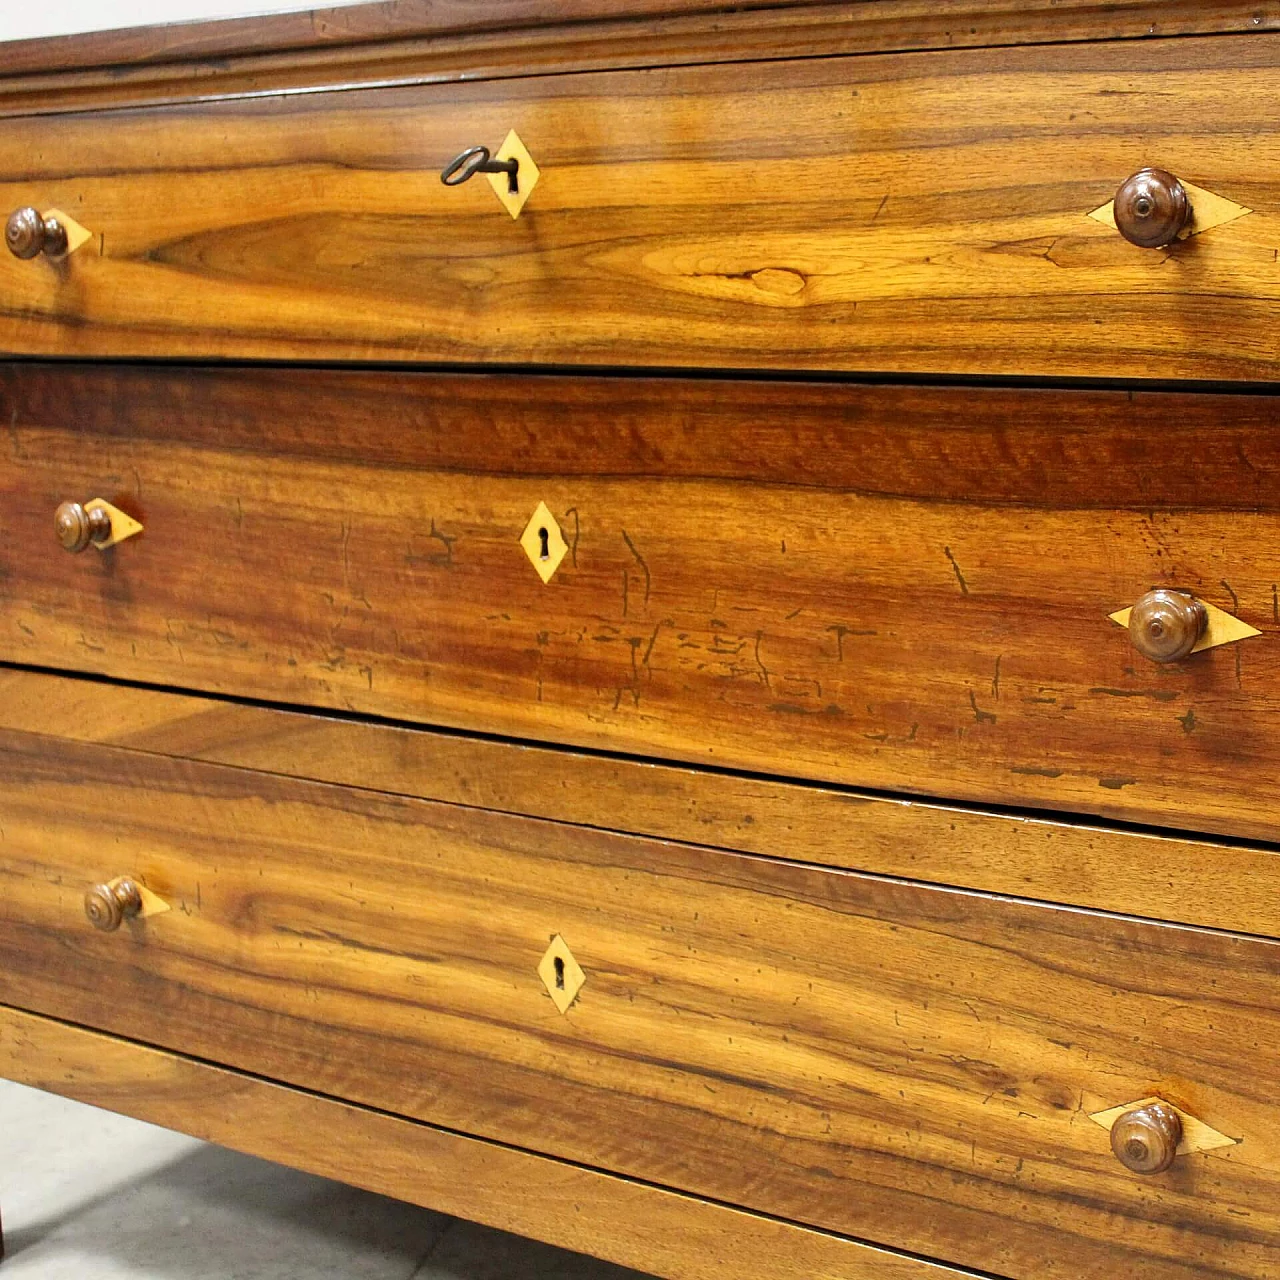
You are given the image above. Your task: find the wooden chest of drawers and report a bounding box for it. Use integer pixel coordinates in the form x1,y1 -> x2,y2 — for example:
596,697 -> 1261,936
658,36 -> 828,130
2,4 -> 1280,1278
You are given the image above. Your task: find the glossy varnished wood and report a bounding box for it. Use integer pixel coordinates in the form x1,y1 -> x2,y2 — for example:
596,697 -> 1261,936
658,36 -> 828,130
1,732 -> 1279,1278
1,3 -> 1277,116
1,35 -> 1278,378
2,365 -> 1280,841
4,667 -> 1280,940
0,1006 -> 971,1280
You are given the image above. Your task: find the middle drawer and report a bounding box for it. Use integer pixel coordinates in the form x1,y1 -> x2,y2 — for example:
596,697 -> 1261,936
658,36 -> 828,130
2,363 -> 1279,841
1,724 -> 1279,1280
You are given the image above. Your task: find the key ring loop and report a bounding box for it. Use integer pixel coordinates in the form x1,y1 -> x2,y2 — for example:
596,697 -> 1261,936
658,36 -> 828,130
441,145 -> 493,186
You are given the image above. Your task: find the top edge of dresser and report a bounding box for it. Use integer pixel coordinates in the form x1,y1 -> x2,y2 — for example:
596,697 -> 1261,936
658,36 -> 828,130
1,2 -> 1279,117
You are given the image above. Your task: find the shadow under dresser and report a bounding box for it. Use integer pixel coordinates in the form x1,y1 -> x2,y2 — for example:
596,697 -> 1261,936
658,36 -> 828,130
2,4 -> 1280,1277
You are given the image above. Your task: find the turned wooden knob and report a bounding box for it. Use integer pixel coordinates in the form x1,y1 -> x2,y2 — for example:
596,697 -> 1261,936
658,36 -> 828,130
84,879 -> 143,932
1128,588 -> 1207,663
6,206 -> 68,259
55,501 -> 113,552
1111,1101 -> 1182,1175
1114,168 -> 1191,248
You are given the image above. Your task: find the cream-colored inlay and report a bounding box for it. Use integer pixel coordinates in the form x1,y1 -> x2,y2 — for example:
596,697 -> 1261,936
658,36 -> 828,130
486,130 -> 540,219
1087,180 -> 1252,239
538,935 -> 586,1015
1089,1097 -> 1237,1156
1109,598 -> 1260,654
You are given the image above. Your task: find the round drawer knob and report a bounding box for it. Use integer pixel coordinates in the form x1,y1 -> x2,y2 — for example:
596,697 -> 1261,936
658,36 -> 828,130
55,501 -> 113,553
1111,1100 -> 1182,1175
84,879 -> 143,932
6,206 -> 69,260
1128,588 -> 1207,664
1114,168 -> 1191,248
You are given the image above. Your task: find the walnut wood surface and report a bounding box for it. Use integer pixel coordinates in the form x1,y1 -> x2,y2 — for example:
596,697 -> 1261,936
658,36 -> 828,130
1,3 -> 1277,116
2,364 -> 1280,841
1,732 -> 1278,1278
1,34 -> 1278,379
3,667 -> 1280,940
0,1007 -> 969,1280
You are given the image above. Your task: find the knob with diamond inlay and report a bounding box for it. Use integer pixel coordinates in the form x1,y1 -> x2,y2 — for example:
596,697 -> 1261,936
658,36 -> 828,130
1114,168 -> 1191,248
1128,589 -> 1207,663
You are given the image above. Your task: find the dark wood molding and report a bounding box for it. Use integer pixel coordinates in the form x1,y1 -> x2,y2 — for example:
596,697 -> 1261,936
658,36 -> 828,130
0,1 -> 821,76
1,1 -> 1278,116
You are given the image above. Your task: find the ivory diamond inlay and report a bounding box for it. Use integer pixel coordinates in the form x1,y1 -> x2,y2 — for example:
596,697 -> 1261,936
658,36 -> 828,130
45,207 -> 93,256
520,501 -> 568,584
1109,597 -> 1260,654
487,129 -> 539,220
85,498 -> 144,551
538,935 -> 585,1014
1090,1097 -> 1237,1156
1088,180 -> 1252,240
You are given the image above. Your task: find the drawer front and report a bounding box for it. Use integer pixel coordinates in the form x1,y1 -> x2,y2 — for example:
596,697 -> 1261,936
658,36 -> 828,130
3,364 -> 1280,841
0,34 -> 1278,379
1,728 -> 1279,1279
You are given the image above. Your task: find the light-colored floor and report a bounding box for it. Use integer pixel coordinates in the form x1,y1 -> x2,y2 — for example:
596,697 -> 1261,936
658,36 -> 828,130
0,1080 -> 654,1279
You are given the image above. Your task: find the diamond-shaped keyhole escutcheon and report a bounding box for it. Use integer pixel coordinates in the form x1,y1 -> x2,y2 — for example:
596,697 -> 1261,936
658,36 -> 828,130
538,935 -> 585,1015
520,502 -> 568,584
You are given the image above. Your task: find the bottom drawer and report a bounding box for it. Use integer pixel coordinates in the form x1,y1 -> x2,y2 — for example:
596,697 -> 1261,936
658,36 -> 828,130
0,728 -> 1277,1279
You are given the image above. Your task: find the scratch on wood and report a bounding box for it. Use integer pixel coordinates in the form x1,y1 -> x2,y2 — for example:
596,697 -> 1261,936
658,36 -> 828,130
753,631 -> 772,689
829,624 -> 849,662
621,529 -> 651,603
429,518 -> 455,566
968,691 -> 996,724
1089,686 -> 1178,703
944,546 -> 969,595
827,624 -> 876,662
642,621 -> 663,671
564,506 -> 581,568
992,655 -> 1002,700
1221,578 -> 1240,614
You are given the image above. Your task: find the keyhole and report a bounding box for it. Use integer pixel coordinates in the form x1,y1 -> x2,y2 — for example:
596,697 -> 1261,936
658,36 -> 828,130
538,527 -> 550,561
554,955 -> 565,990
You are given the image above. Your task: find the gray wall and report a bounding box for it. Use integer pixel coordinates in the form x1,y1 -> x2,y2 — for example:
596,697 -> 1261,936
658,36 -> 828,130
0,1 -> 325,42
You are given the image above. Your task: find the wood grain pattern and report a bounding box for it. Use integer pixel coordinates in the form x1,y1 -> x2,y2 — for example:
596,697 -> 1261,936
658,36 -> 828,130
1,731 -> 1278,1278
2,3 -> 1278,116
0,1007 -> 972,1280
2,33 -> 1280,378
3,363 -> 1280,841
4,666 -> 1280,940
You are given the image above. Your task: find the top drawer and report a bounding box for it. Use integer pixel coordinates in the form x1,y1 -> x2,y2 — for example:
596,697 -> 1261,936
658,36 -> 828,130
1,34 -> 1278,379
